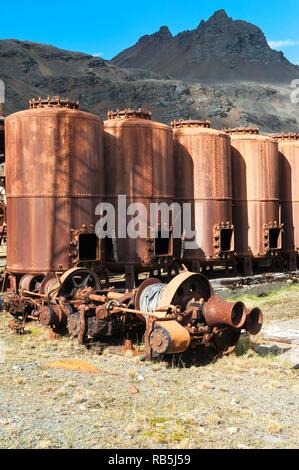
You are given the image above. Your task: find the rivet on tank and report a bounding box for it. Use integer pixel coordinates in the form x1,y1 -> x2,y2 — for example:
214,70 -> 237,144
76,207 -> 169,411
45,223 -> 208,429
224,127 -> 283,276
172,119 -> 235,275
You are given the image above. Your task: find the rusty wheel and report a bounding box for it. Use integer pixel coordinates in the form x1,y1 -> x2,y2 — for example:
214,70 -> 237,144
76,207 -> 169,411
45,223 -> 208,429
158,271 -> 212,311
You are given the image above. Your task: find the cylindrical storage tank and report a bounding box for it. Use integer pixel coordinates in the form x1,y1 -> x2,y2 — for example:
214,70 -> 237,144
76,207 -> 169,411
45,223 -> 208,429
172,120 -> 234,266
5,97 -> 104,274
103,109 -> 177,275
227,127 -> 281,259
277,133 -> 299,255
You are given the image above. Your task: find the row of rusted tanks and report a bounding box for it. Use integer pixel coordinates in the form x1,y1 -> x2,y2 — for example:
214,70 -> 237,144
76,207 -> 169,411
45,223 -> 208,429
1,96 -> 292,360
2,98 -> 299,294
172,121 -> 298,276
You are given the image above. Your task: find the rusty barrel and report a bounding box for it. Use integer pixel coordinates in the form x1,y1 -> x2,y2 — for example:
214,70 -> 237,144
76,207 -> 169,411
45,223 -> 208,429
5,97 -> 104,274
226,127 -> 281,259
172,120 -> 234,265
277,133 -> 299,254
103,109 -> 178,273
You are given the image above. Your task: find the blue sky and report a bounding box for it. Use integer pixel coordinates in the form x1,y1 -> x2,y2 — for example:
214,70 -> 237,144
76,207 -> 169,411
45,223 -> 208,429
1,0 -> 299,63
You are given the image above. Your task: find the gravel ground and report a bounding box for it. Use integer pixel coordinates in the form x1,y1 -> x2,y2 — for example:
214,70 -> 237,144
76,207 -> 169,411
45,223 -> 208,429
0,285 -> 299,449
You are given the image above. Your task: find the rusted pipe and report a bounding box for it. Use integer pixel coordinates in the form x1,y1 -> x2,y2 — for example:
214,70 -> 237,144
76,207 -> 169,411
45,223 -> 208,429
203,295 -> 246,329
22,290 -> 48,298
87,293 -> 107,303
244,307 -> 263,335
111,306 -> 175,319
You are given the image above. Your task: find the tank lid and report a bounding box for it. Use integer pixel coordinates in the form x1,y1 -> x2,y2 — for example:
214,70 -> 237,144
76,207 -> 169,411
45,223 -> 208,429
107,108 -> 151,120
223,127 -> 260,135
29,96 -> 80,110
171,119 -> 211,129
275,132 -> 299,141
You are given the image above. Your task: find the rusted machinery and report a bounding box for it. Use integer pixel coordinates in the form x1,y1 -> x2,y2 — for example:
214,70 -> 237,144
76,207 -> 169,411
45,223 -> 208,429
4,97 -> 105,294
225,127 -> 282,276
104,109 -> 180,287
277,133 -> 299,271
0,98 -> 267,363
172,120 -> 234,274
2,270 -> 263,361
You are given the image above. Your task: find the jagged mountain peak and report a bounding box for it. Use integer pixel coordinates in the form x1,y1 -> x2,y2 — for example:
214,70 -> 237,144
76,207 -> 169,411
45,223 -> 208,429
113,11 -> 298,83
138,25 -> 172,44
157,26 -> 172,39
205,9 -> 230,24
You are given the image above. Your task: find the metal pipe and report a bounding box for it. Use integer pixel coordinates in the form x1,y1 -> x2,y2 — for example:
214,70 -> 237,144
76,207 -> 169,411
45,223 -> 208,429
203,295 -> 247,329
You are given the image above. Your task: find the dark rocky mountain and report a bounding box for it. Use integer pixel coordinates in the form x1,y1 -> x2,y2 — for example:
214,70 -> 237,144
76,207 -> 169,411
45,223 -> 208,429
0,10 -> 298,132
113,9 -> 299,83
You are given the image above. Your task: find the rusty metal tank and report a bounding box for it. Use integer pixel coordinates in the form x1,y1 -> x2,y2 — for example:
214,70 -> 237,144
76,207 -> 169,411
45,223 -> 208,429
5,97 -> 104,275
103,109 -> 177,279
172,120 -> 234,268
277,133 -> 299,257
227,127 -> 281,261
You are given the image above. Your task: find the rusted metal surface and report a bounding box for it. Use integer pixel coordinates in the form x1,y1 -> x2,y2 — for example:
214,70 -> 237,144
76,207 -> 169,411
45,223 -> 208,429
203,295 -> 246,329
158,271 -> 212,310
4,265 -> 263,361
19,274 -> 44,293
5,97 -> 104,274
2,94 -> 268,363
104,109 -> 177,279
53,268 -> 102,299
172,120 -> 234,266
29,96 -> 79,110
225,127 -> 282,259
277,133 -> 299,257
212,327 -> 241,354
149,320 -> 191,355
38,304 -> 66,328
0,112 -> 5,230
225,127 -> 259,135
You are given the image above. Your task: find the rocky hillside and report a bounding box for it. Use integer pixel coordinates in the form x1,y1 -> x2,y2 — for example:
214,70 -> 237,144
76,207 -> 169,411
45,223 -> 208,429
113,9 -> 299,83
0,10 -> 299,132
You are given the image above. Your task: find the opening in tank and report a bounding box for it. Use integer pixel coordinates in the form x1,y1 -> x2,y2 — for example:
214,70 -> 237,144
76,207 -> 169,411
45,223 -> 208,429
268,228 -> 282,251
78,233 -> 100,261
154,230 -> 173,257
220,228 -> 234,253
105,237 -> 114,261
